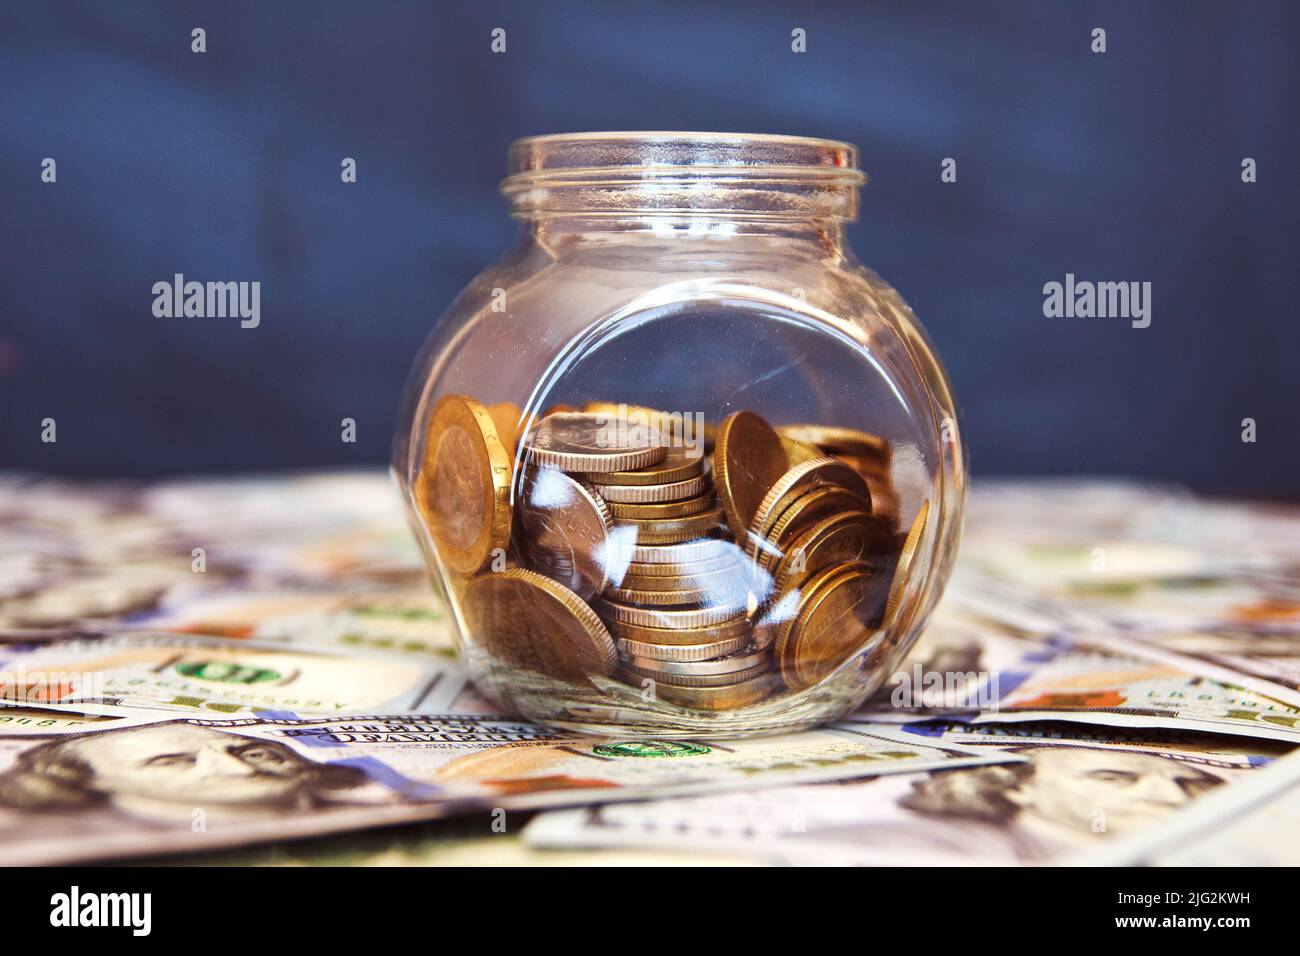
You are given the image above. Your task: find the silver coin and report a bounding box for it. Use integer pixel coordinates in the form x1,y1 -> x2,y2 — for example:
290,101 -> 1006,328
615,634 -> 750,662
516,467 -> 614,600
591,473 -> 710,503
525,412 -> 666,473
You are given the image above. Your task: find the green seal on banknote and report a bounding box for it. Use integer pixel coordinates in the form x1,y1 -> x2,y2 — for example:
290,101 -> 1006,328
592,741 -> 712,758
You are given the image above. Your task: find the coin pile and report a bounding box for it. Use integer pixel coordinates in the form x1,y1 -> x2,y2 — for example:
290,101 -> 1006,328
419,394 -> 929,714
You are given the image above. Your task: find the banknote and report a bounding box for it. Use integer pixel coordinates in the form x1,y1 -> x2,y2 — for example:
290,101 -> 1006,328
0,714 -> 1016,865
854,604 -> 1300,742
120,587 -> 458,658
0,632 -> 466,716
1073,748 -> 1300,866
524,725 -> 1284,865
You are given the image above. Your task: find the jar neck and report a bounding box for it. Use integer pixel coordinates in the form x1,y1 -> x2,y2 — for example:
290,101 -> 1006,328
501,133 -> 865,248
522,215 -> 849,252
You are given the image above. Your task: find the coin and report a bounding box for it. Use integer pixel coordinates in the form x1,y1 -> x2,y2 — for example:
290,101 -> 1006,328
615,634 -> 751,662
753,484 -> 873,572
516,467 -> 615,601
621,554 -> 739,578
613,506 -> 726,543
617,538 -> 738,565
619,658 -> 770,688
584,449 -> 706,487
597,597 -> 747,630
416,394 -> 513,575
617,565 -> 740,592
607,493 -> 714,521
654,673 -> 775,710
593,473 -> 709,503
485,401 -> 523,454
607,576 -> 747,607
780,434 -> 822,466
746,457 -> 871,558
771,511 -> 895,597
606,614 -> 752,646
525,412 -> 666,473
462,568 -> 616,682
623,647 -> 769,678
777,424 -> 891,465
776,560 -> 884,691
885,499 -> 930,624
713,411 -> 790,540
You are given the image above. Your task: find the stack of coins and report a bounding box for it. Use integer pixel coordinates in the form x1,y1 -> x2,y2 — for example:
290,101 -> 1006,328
418,393 -> 929,713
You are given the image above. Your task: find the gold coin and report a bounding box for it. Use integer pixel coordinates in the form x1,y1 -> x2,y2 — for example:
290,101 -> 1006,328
780,434 -> 822,466
621,554 -> 739,579
713,411 -> 789,540
613,506 -> 725,542
607,493 -> 714,521
623,647 -> 769,678
416,394 -> 513,575
619,658 -> 770,688
462,568 -> 616,682
515,467 -> 614,601
615,634 -> 751,662
885,499 -> 930,624
605,614 -> 751,646
617,564 -> 740,591
654,673 -> 775,710
607,575 -> 748,607
485,402 -> 523,454
616,538 -> 740,565
585,449 -> 706,487
771,511 -> 895,597
753,484 -> 872,572
777,424 -> 891,466
592,472 -> 709,503
746,457 -> 871,558
776,560 -> 884,691
524,412 -> 667,473
597,597 -> 747,630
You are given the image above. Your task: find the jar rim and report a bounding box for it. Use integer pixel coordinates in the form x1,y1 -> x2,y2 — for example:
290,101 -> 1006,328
502,131 -> 866,220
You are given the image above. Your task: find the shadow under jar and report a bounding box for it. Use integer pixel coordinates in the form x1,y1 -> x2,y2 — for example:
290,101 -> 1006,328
394,132 -> 967,737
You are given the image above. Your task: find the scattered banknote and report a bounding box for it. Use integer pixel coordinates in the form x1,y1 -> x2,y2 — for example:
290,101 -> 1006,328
0,713 -> 1016,865
0,632 -> 466,716
524,723 -> 1283,865
854,603 -> 1300,742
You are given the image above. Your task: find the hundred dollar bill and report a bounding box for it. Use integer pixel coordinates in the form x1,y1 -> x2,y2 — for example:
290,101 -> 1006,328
1073,748 -> 1300,866
0,631 -> 465,717
524,725 -> 1284,866
120,587 -> 458,659
854,606 -> 1300,743
0,715 -> 1015,865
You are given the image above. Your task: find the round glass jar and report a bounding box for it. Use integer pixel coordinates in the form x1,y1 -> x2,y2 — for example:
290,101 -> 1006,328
394,132 -> 966,737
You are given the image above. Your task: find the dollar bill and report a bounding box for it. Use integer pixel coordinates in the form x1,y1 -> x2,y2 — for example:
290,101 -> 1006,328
1073,748 -> 1300,866
0,631 -> 466,716
0,714 -> 1015,865
854,604 -> 1300,743
524,725 -> 1285,865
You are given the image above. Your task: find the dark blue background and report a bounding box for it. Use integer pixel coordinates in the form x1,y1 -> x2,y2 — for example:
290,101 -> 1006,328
2,1 -> 1296,495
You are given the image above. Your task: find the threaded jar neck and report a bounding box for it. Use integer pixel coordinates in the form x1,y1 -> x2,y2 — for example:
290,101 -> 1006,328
501,132 -> 866,222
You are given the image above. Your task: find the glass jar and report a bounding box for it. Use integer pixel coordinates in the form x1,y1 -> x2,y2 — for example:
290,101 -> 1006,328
394,132 -> 966,737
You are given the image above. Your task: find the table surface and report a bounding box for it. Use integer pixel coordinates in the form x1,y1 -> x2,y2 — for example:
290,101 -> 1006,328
2,471 -> 1297,866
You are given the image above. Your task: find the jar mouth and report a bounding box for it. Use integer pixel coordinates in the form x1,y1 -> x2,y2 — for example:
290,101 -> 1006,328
502,131 -> 866,221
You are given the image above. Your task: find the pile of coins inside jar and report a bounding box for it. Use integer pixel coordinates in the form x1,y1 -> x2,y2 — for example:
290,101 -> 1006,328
416,396 -> 930,712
